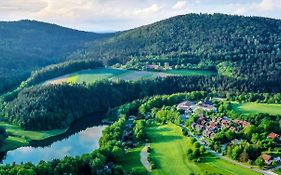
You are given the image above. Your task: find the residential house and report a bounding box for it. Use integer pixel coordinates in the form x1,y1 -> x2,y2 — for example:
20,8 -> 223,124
262,154 -> 273,165
267,132 -> 281,140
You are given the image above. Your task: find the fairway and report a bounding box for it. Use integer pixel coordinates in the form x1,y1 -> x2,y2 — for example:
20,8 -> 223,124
147,124 -> 260,175
231,102 -> 281,115
45,68 -> 216,85
118,146 -> 147,174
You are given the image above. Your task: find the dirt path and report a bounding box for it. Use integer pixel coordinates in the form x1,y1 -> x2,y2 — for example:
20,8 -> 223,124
140,143 -> 152,172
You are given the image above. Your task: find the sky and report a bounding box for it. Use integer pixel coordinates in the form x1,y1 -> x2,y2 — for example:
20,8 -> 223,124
0,0 -> 281,32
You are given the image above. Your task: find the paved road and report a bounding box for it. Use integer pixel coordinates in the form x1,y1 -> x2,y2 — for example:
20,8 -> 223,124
181,124 -> 278,175
269,165 -> 281,172
140,143 -> 152,172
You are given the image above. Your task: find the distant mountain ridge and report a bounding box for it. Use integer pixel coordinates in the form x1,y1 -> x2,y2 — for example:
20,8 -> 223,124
69,13 -> 281,81
0,20 -> 113,93
1,14 -> 281,93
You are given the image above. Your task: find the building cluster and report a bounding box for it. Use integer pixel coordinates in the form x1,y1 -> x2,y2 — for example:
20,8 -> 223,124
190,115 -> 250,139
121,116 -> 138,148
177,100 -> 217,114
145,63 -> 172,71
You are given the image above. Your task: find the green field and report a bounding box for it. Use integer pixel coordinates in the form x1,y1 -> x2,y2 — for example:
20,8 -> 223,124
118,146 -> 147,174
0,122 -> 66,151
147,124 -> 260,175
275,169 -> 281,175
165,69 -> 217,76
231,102 -> 281,115
45,68 -> 217,84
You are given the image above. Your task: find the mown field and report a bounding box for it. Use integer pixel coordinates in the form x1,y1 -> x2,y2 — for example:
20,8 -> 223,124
165,69 -> 217,76
118,146 -> 147,174
45,68 -> 217,84
0,122 -> 66,151
147,124 -> 260,175
231,102 -> 281,115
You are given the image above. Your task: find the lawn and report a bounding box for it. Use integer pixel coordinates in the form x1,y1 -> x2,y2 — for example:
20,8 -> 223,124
275,168 -> 281,175
118,146 -> 147,174
45,68 -> 216,85
147,124 -> 260,175
0,122 -> 66,151
165,69 -> 217,76
231,102 -> 281,115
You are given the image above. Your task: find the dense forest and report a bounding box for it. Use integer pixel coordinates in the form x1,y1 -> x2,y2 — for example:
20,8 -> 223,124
69,13 -> 281,82
0,20 -> 112,93
2,75 -> 281,130
2,14 -> 281,94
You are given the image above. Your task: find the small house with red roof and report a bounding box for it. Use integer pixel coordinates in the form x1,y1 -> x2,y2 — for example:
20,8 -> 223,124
267,132 -> 281,140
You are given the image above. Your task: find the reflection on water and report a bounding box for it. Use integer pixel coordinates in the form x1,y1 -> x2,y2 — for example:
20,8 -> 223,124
2,125 -> 107,164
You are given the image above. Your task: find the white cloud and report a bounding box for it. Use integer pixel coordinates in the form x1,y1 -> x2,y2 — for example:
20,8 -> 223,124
173,1 -> 188,10
134,4 -> 162,16
233,0 -> 281,17
0,0 -> 281,32
257,0 -> 281,11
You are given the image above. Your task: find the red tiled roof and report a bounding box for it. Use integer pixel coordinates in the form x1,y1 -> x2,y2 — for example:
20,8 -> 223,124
262,154 -> 272,161
268,132 -> 280,139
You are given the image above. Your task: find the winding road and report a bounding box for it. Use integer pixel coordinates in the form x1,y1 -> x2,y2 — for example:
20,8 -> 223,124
181,124 -> 279,175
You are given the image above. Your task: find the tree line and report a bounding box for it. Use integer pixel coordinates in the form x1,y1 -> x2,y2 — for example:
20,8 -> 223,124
69,14 -> 281,83
2,75 -> 281,130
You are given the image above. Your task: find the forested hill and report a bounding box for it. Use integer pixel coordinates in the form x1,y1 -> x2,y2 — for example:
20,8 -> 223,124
0,20 -> 113,93
69,13 -> 281,81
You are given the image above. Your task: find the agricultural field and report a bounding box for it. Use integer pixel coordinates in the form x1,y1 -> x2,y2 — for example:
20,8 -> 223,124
0,122 -> 66,151
45,68 -> 216,85
231,102 -> 281,115
147,124 -> 259,175
165,69 -> 217,76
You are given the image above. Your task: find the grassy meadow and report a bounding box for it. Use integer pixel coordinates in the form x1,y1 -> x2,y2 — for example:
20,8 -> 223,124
147,124 -> 260,175
165,69 -> 217,76
0,122 -> 66,151
45,68 -> 217,85
231,102 -> 281,115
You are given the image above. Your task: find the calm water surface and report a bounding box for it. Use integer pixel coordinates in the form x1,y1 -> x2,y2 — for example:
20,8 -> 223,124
2,125 -> 107,164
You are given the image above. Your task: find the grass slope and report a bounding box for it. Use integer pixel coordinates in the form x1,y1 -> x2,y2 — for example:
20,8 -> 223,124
45,68 -> 216,85
165,69 -> 217,76
231,102 -> 281,115
0,122 -> 66,151
148,124 -> 260,175
118,146 -> 147,174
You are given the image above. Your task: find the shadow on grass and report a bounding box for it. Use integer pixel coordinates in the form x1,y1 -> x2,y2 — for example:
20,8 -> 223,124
200,154 -> 220,163
150,134 -> 182,143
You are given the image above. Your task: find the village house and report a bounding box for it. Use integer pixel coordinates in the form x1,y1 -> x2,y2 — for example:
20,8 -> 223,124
262,154 -> 273,165
267,132 -> 281,140
146,64 -> 160,70
190,115 -> 251,140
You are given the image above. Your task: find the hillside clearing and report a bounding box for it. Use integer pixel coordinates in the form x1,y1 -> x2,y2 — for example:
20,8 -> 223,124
165,69 -> 217,76
45,68 -> 216,85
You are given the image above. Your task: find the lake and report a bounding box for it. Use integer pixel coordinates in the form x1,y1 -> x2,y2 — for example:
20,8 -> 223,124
2,125 -> 106,164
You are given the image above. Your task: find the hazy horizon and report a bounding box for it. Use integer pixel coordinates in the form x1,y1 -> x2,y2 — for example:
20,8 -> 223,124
1,0 -> 281,32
